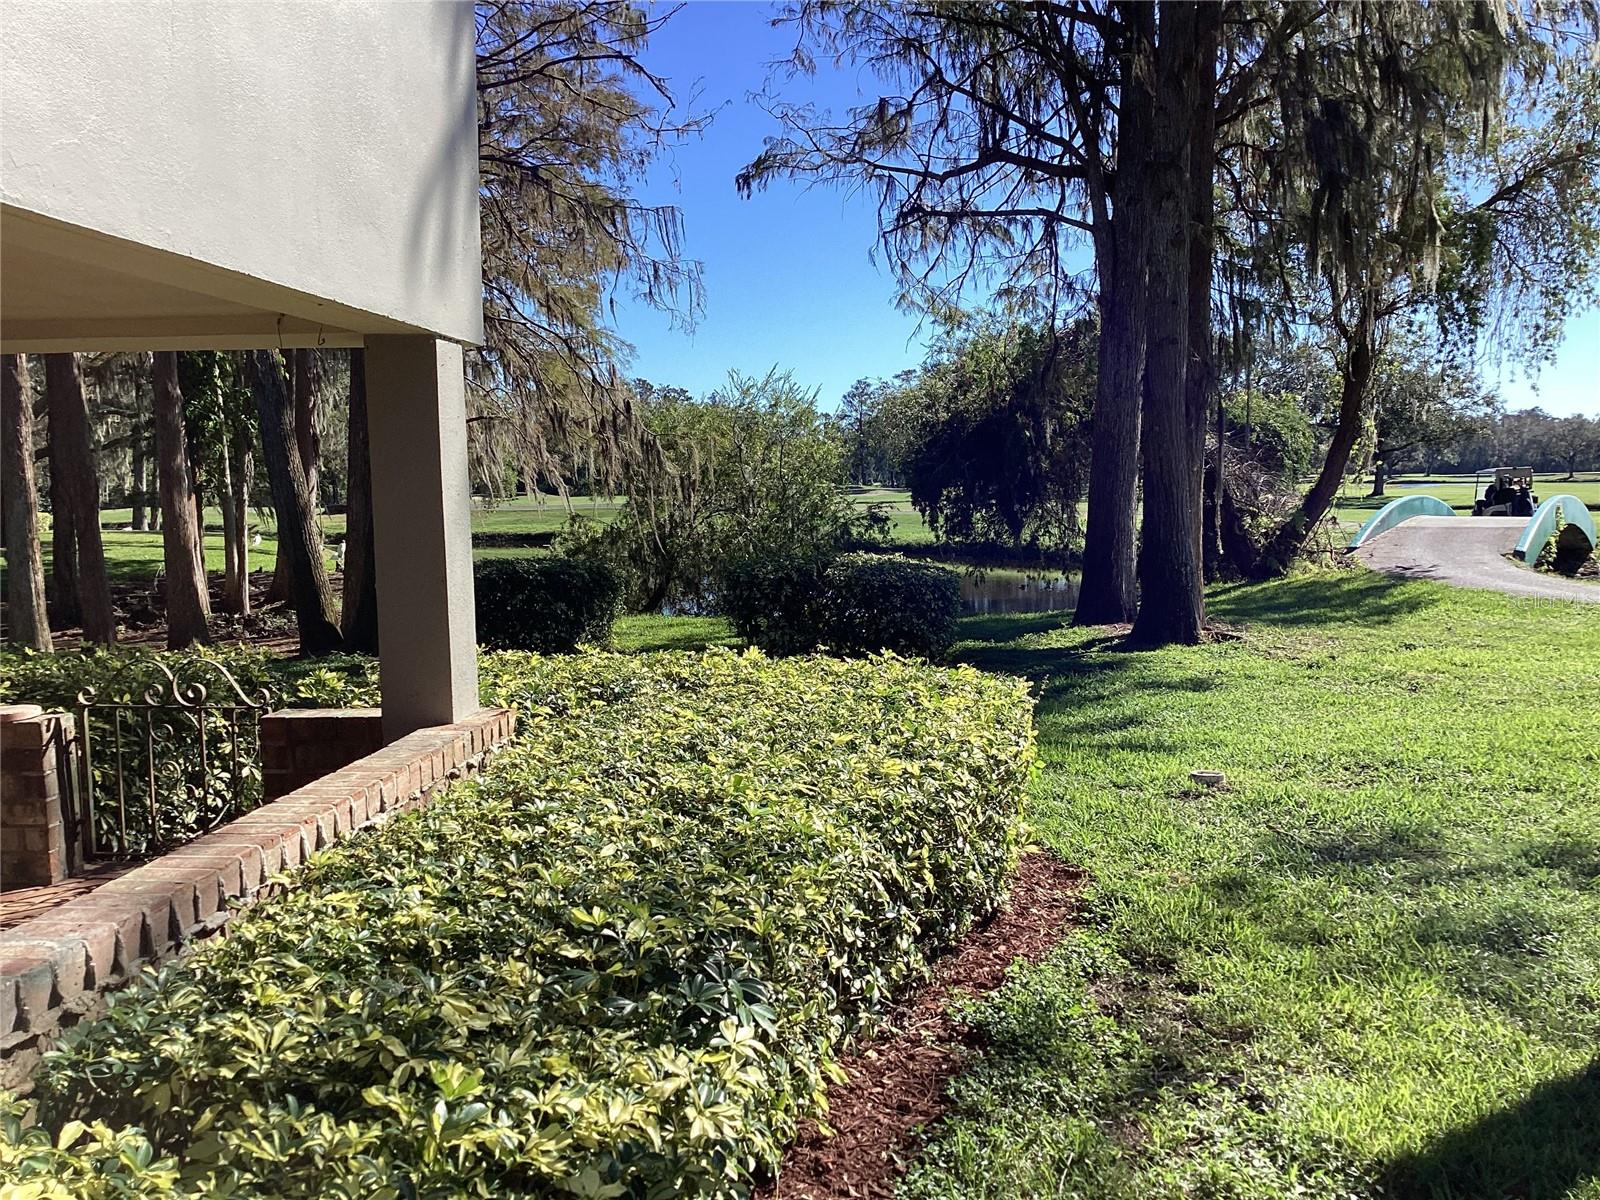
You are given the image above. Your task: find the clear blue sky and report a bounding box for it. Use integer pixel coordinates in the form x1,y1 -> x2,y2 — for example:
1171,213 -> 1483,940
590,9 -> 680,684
611,1 -> 1599,418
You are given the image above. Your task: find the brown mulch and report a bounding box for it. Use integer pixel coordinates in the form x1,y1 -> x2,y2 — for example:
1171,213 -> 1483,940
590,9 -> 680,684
761,851 -> 1085,1200
43,570 -> 321,654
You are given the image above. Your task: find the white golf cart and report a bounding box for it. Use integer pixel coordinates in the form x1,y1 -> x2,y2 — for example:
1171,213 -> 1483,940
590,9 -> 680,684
1471,466 -> 1538,517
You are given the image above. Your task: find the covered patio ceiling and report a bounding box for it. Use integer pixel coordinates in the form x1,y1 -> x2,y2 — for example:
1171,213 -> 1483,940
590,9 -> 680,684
0,206 -> 428,352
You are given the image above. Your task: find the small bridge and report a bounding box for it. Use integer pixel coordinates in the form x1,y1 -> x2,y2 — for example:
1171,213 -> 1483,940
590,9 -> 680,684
1348,493 -> 1597,604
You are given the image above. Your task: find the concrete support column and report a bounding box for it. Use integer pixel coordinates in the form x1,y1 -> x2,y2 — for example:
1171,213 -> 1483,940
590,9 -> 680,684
364,336 -> 478,738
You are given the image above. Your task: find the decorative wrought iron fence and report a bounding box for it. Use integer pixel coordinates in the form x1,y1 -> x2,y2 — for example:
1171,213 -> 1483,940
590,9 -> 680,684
67,659 -> 276,864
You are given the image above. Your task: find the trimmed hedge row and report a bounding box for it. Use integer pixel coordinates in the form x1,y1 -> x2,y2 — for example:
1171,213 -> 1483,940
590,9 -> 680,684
474,555 -> 624,652
6,650 -> 1035,1199
722,552 -> 963,660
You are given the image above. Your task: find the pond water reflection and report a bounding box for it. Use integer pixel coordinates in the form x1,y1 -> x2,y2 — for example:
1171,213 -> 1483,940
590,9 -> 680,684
960,569 -> 1080,614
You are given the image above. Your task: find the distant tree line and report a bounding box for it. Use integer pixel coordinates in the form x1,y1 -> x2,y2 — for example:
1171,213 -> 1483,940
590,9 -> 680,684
1421,407 -> 1600,479
743,0 -> 1600,644
833,315 -> 1598,551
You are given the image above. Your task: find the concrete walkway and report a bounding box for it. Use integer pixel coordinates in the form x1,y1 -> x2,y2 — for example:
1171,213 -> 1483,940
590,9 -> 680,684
1351,516 -> 1600,603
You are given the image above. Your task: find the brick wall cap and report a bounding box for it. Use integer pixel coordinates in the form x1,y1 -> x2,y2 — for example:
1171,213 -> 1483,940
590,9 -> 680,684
263,708 -> 384,720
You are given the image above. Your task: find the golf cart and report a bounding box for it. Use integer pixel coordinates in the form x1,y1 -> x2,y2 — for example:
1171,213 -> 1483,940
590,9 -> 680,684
1472,466 -> 1538,517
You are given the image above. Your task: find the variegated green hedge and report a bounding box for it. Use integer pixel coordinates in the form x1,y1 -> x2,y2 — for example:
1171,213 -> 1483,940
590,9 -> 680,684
5,650 -> 1035,1199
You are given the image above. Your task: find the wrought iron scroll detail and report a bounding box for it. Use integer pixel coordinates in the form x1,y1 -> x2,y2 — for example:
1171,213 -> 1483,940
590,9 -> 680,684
68,659 -> 276,864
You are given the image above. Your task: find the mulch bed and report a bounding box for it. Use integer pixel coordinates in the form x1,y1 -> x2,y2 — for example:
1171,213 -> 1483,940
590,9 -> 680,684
44,570 -> 318,654
762,851 -> 1085,1200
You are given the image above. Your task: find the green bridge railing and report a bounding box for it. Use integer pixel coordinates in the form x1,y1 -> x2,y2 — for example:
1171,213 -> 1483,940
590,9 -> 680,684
1347,494 -> 1455,550
1512,495 -> 1598,562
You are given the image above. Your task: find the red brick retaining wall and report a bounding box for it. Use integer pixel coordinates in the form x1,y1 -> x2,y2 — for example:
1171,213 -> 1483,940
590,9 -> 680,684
0,706 -> 71,889
0,706 -> 515,1091
261,708 -> 386,799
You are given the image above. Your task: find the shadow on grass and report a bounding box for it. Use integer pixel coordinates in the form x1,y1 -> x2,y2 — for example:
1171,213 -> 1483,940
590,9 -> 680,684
956,572 -> 1440,653
1257,820 -> 1590,1030
1209,571 -> 1441,629
956,610 -> 1076,645
1274,823 -> 1447,870
1381,1057 -> 1600,1199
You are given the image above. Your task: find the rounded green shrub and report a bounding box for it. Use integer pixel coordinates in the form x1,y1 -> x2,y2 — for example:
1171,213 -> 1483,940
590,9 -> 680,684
717,553 -> 830,655
722,552 -> 963,660
13,650 -> 1035,1199
820,553 -> 962,659
474,554 -> 622,652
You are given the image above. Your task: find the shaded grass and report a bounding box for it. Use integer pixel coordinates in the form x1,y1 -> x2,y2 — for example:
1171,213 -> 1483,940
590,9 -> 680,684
900,570 -> 1600,1199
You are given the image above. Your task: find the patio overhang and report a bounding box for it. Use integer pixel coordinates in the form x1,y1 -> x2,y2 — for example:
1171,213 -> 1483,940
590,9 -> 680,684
1,0 -> 486,737
0,206 -> 410,353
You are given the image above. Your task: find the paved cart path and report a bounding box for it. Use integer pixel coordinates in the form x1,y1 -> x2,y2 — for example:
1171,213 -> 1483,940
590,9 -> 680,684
1351,516 -> 1600,603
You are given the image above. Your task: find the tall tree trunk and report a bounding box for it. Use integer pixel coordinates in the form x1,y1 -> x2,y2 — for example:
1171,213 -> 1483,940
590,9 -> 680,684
293,350 -> 321,507
131,435 -> 150,531
45,354 -> 116,644
1,355 -> 52,650
266,347 -> 294,604
1185,57 -> 1219,584
219,448 -> 237,599
46,363 -> 81,629
266,350 -> 322,603
1204,389 -> 1225,579
1130,1 -> 1214,648
224,418 -> 254,617
49,454 -> 79,629
267,531 -> 292,602
1075,3 -> 1154,627
1254,292 -> 1379,576
341,350 -> 379,652
248,351 -> 342,655
151,352 -> 211,648
218,439 -> 245,618
191,486 -> 207,585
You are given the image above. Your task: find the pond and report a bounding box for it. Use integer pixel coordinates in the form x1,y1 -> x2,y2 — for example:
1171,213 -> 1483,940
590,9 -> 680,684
959,569 -> 1080,614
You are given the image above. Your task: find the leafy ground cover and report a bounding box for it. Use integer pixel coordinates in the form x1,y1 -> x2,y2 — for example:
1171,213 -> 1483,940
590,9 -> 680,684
5,650 -> 1035,1199
895,571 -> 1600,1200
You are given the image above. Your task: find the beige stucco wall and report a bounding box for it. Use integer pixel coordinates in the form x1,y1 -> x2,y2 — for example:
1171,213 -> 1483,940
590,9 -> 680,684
0,0 -> 482,348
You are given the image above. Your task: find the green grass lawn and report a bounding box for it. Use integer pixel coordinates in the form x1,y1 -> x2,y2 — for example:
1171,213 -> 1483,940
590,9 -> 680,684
889,573 -> 1600,1200
612,612 -> 738,652
19,492 -> 937,593
34,474 -> 1600,589
28,497 -> 619,589
851,487 -> 937,545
